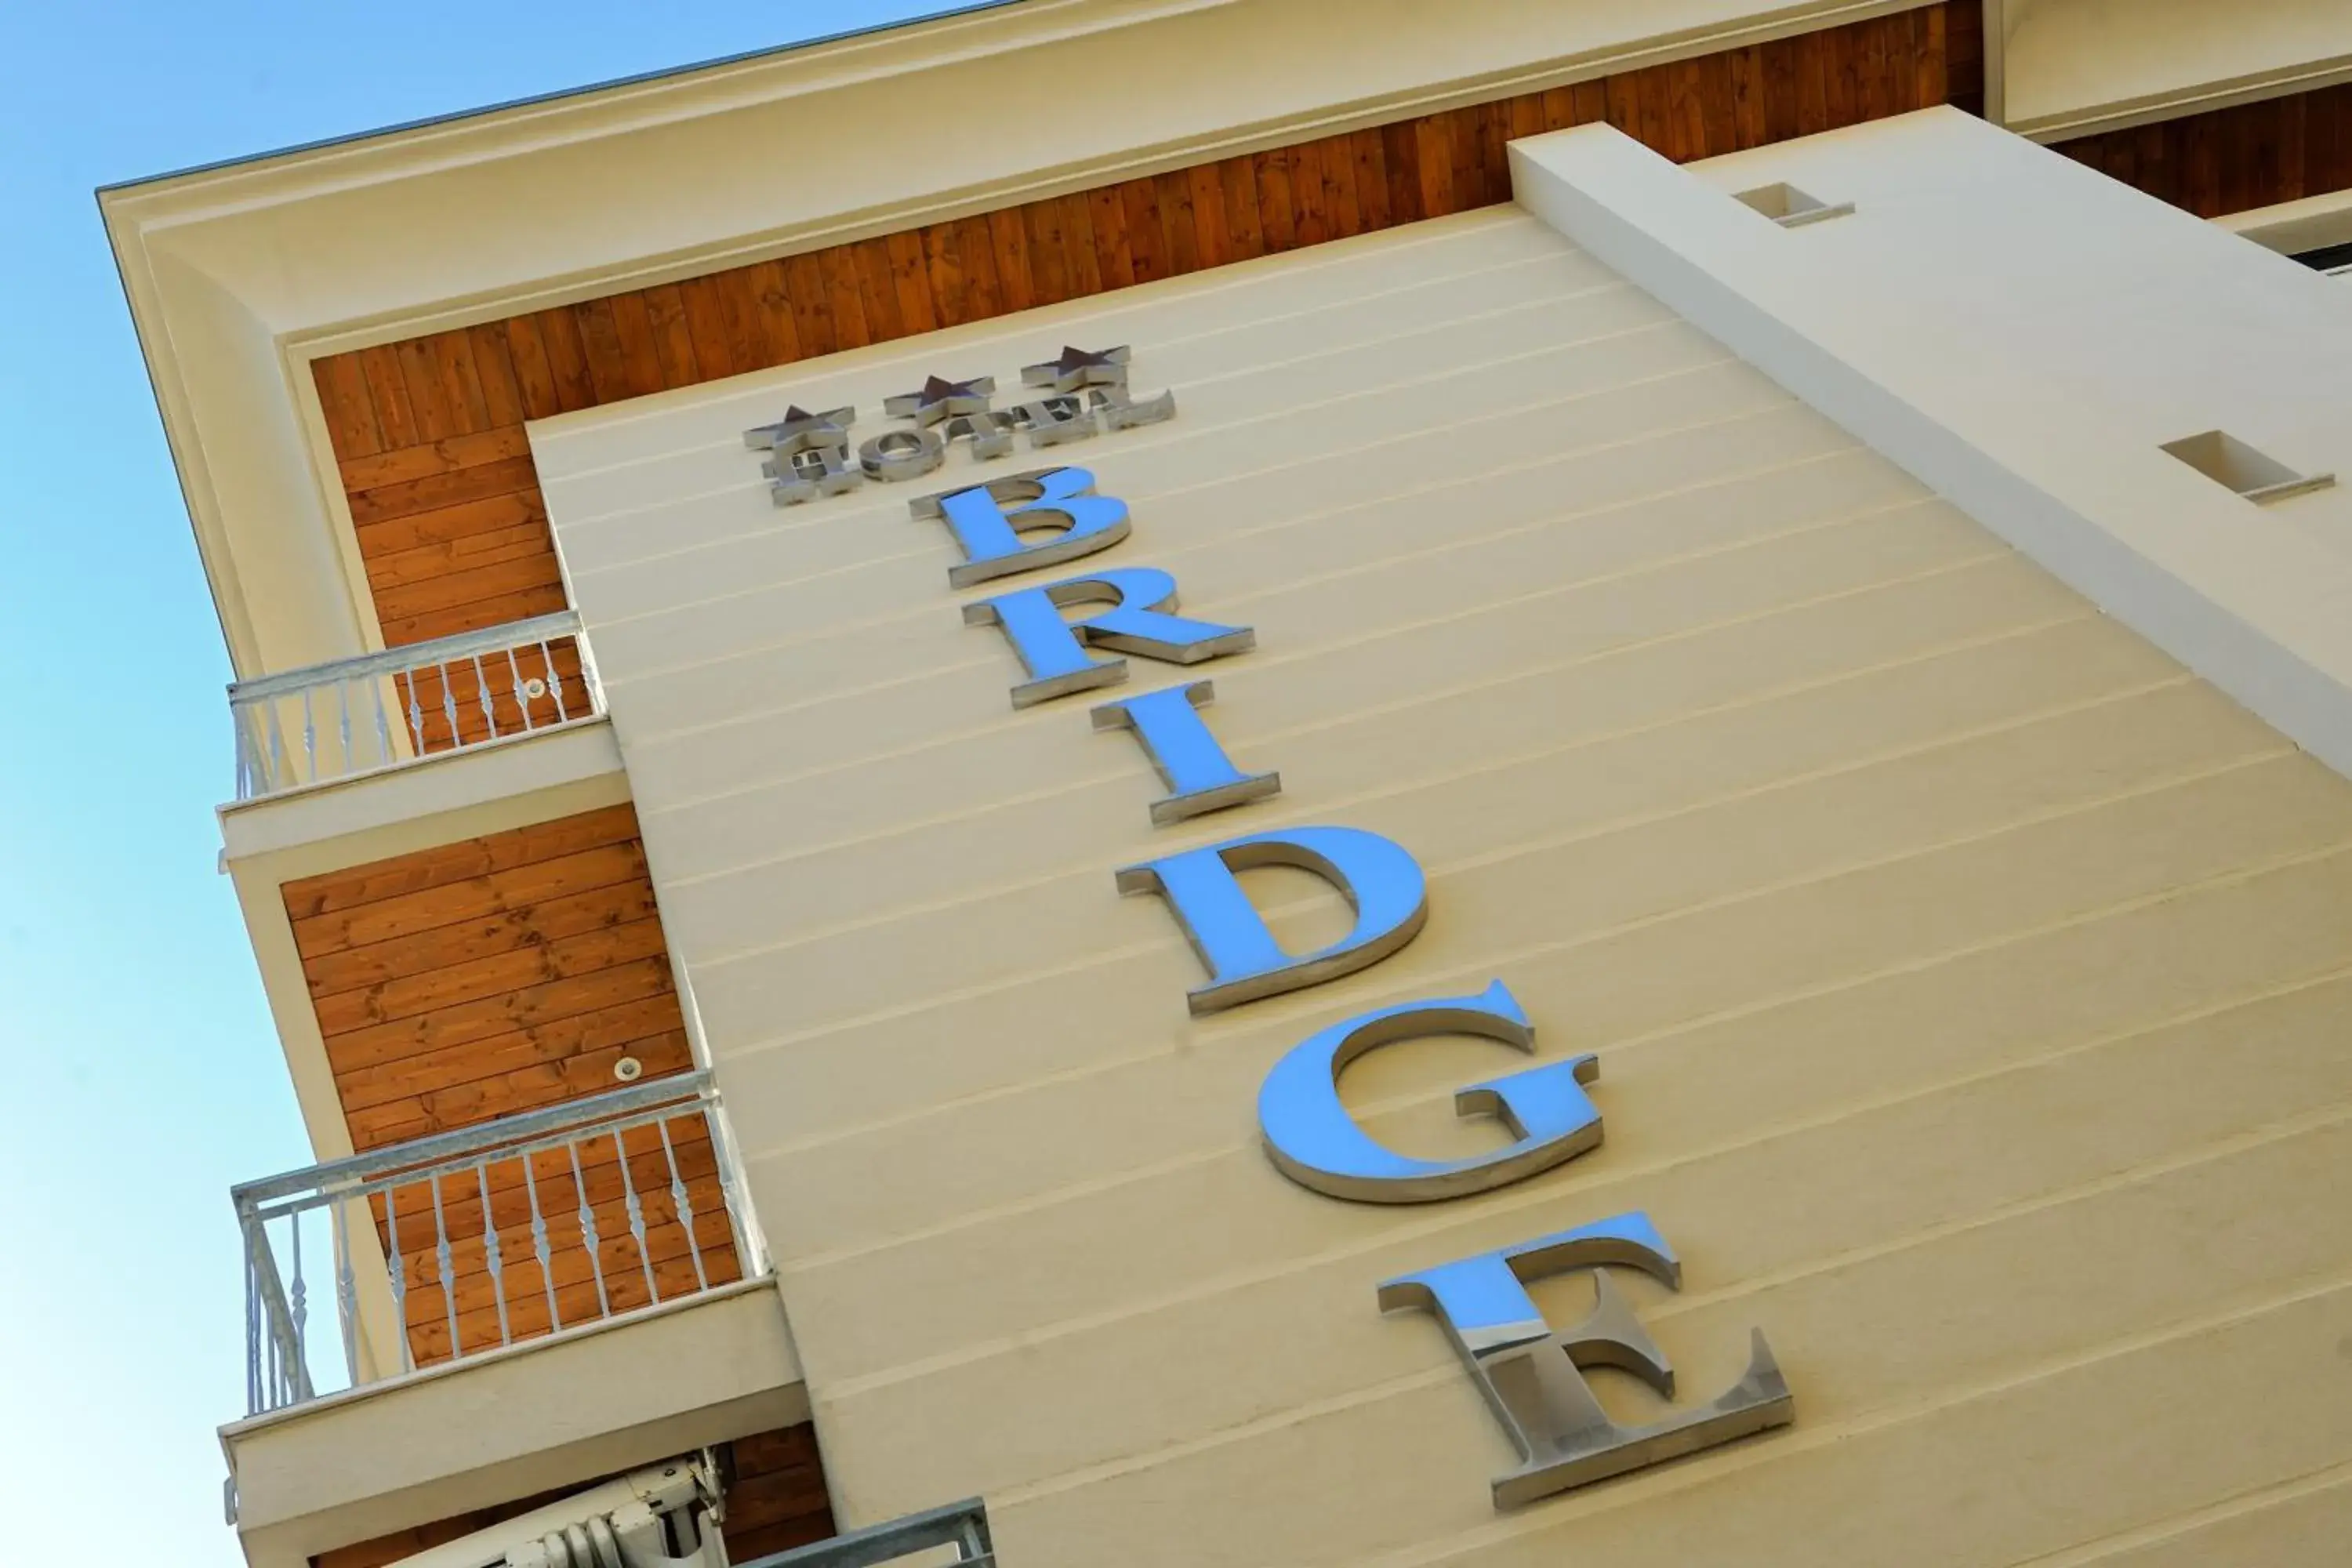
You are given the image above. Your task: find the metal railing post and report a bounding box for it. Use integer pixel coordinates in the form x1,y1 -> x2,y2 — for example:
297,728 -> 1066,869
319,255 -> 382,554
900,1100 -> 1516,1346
241,1214 -> 314,1413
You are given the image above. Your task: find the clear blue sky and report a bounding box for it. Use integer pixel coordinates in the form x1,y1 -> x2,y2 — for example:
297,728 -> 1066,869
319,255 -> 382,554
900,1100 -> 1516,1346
0,5 -> 953,1561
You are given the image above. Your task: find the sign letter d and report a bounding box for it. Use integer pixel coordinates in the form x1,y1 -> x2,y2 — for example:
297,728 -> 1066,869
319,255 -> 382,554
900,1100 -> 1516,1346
1115,826 -> 1428,1015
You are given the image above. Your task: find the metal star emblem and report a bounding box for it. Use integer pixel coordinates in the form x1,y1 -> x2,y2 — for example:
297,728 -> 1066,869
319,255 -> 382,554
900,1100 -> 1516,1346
884,374 -> 996,427
1021,344 -> 1132,394
742,405 -> 855,453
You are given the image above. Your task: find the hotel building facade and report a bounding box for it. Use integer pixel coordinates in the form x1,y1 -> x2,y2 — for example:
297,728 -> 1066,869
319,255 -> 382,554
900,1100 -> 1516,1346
103,2 -> 2352,1563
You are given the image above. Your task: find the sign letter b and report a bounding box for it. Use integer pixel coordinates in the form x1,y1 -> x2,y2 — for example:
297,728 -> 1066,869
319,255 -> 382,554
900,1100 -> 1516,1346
915,465 -> 1131,588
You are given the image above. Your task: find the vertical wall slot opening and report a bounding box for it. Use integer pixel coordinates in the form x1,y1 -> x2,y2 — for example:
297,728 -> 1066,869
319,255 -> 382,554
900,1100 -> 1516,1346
1733,182 -> 1854,227
2160,430 -> 2336,503
2288,240 -> 2352,277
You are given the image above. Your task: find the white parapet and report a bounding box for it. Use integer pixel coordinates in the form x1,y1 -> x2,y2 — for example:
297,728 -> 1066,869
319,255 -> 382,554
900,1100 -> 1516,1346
1510,104 -> 2352,781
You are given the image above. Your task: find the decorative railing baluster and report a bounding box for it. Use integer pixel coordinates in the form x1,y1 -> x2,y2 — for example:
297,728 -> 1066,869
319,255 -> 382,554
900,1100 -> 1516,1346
478,1159 -> 511,1348
470,652 -> 495,740
244,1218 -> 313,1414
235,713 -> 260,799
573,1141 -> 612,1322
659,1117 -> 708,1292
506,645 -> 534,733
618,1129 -> 659,1306
227,612 -> 601,799
264,702 -> 288,793
430,1173 -> 460,1364
334,1192 -> 359,1388
385,1188 -> 412,1375
231,1073 -> 746,1413
299,685 -> 317,780
372,682 -> 394,766
524,1151 -> 561,1334
406,666 -> 426,757
242,1229 -> 263,1415
289,1215 -> 309,1381
543,637 -> 569,721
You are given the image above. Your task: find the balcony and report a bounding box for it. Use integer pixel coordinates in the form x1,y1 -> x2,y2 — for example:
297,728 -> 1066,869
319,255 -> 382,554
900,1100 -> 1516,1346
222,1074 -> 808,1568
228,611 -> 603,800
234,1071 -> 761,1411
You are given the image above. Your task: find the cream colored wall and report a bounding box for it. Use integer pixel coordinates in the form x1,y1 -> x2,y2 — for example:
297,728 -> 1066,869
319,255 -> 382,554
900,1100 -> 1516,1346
1511,110 -> 2352,784
528,205 -> 2352,1566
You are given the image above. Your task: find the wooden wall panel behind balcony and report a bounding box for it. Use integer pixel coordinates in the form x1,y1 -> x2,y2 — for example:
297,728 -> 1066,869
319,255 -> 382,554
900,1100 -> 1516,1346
282,802 -> 728,1369
283,800 -> 685,1149
310,2 -> 1981,648
2052,81 -> 2352,219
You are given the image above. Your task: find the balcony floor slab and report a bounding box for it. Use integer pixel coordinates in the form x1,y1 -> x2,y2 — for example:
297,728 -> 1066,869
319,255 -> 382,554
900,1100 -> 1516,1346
219,714 -> 622,866
223,1276 -> 805,1568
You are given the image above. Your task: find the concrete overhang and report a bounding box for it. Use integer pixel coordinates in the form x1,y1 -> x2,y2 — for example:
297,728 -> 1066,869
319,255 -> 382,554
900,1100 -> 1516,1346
2222,188 -> 2352,262
1989,0 -> 2352,140
223,1276 -> 805,1568
96,0 -> 1951,681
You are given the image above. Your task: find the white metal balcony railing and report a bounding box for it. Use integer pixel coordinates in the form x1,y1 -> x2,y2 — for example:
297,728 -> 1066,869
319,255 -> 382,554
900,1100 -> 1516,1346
228,610 -> 604,800
379,1471 -> 991,1568
739,1497 -> 996,1568
233,1072 -> 764,1417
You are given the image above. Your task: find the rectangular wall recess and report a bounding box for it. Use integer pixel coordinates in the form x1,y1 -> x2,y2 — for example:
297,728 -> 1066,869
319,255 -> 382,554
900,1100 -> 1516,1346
1733,182 -> 1856,227
2160,430 -> 2337,503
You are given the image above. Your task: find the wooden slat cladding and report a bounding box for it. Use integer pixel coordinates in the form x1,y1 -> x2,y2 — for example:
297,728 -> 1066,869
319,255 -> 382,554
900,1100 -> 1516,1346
310,1420 -> 833,1568
284,804 -> 723,1370
283,802 -> 685,1149
720,1423 -> 837,1561
2053,80 -> 2352,219
310,4 -> 1980,648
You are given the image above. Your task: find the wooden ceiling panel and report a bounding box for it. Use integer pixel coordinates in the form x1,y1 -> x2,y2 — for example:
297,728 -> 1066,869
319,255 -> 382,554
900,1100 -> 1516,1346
308,5 -> 1982,649
2053,81 -> 2352,220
